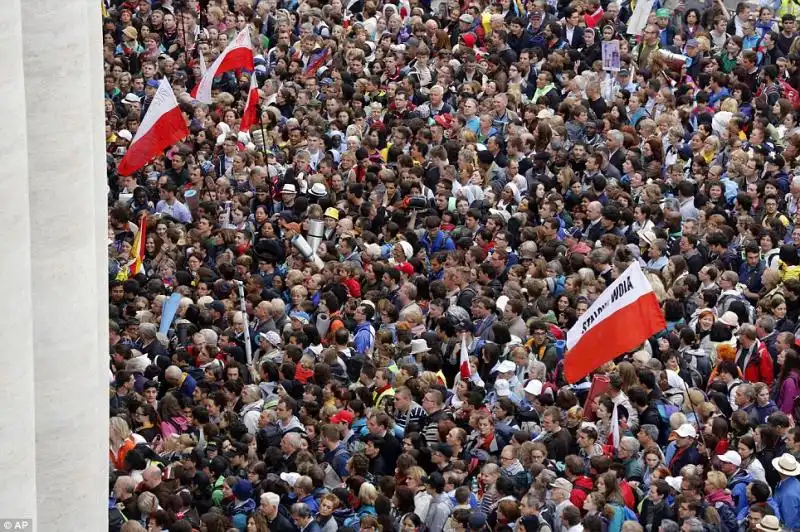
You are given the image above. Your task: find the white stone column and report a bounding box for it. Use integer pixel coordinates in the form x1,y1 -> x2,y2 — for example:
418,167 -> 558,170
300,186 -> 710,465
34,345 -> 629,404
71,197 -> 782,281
0,0 -> 38,524
20,0 -> 107,529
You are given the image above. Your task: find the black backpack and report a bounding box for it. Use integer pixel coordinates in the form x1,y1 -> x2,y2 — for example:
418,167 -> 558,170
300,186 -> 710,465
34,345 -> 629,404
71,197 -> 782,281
256,422 -> 283,456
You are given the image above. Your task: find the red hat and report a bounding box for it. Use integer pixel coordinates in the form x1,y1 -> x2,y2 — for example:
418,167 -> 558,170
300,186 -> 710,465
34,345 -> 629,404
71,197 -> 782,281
330,410 -> 355,425
395,262 -> 414,276
461,33 -> 477,48
434,113 -> 453,129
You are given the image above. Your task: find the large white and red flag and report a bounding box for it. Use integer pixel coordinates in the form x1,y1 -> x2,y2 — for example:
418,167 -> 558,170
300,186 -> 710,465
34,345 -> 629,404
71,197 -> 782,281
117,79 -> 188,176
191,28 -> 254,104
563,262 -> 665,383
240,74 -> 260,132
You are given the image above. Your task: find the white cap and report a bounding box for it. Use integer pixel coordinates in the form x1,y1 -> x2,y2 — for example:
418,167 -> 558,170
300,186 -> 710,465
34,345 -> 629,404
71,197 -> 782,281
524,379 -> 543,396
665,476 -> 682,492
496,295 -> 509,312
280,472 -> 300,486
675,423 -> 697,439
717,450 -> 742,467
398,241 -> 414,260
495,378 -> 511,397
495,360 -> 516,374
117,129 -> 133,142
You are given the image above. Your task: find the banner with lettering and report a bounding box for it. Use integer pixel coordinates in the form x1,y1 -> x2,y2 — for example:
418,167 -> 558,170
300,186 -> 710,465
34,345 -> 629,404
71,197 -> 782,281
563,262 -> 665,383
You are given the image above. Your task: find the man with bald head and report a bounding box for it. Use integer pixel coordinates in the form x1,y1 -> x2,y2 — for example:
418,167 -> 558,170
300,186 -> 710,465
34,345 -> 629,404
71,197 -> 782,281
140,466 -> 172,507
584,201 -> 605,242
253,300 -> 277,336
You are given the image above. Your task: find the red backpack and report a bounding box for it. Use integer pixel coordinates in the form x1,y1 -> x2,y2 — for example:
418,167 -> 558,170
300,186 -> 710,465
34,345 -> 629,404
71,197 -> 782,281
778,79 -> 800,110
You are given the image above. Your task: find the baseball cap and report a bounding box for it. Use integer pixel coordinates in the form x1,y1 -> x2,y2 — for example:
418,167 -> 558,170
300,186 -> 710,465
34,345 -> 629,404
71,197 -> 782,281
495,360 -> 516,374
395,262 -> 414,276
330,410 -> 355,425
566,227 -> 583,239
549,478 -> 573,492
469,512 -> 488,530
431,443 -> 453,458
717,450 -> 742,467
675,423 -> 697,438
289,310 -> 311,324
494,378 -> 512,397
146,79 -> 160,88
459,13 -> 474,24
524,379 -> 543,396
424,472 -> 446,490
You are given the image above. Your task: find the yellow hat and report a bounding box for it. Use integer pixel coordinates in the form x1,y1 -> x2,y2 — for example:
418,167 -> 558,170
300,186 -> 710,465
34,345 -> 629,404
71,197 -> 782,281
324,207 -> 339,220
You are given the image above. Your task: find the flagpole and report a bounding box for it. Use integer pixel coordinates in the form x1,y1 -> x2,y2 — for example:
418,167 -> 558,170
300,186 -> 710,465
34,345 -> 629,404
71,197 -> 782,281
258,110 -> 273,216
682,379 -> 711,458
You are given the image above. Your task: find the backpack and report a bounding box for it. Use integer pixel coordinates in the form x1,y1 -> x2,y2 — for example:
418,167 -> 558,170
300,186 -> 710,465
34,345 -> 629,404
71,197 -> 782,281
655,399 -> 680,445
622,505 -> 639,522
790,374 -> 800,423
779,79 -> 800,110
718,292 -> 755,324
256,422 -> 283,456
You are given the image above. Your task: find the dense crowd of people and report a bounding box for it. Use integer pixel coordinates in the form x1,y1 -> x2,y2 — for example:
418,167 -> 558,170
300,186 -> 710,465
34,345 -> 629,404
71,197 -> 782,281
105,0 -> 800,531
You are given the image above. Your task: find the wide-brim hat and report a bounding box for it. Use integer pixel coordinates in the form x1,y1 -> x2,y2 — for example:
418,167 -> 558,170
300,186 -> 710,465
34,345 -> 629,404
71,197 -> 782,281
410,338 -> 430,355
756,515 -> 781,532
773,453 -> 800,476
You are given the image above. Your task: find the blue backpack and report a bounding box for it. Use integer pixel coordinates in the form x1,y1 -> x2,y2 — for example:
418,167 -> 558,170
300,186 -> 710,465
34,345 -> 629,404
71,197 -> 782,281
655,400 -> 680,445
622,505 -> 639,522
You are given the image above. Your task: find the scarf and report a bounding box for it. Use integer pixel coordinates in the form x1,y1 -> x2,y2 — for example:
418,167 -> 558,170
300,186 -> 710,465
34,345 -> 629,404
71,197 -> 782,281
532,83 -> 555,104
706,488 -> 734,507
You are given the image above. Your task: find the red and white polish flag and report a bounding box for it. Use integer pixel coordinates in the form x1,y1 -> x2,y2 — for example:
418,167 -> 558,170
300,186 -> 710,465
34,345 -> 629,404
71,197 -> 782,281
117,79 -> 189,176
191,28 -> 254,104
240,74 -> 260,132
563,262 -> 665,383
459,335 -> 471,380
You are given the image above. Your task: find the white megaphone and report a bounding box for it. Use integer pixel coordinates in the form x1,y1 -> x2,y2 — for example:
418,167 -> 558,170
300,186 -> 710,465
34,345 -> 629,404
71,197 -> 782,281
292,234 -> 325,269
317,312 -> 331,338
307,219 -> 325,254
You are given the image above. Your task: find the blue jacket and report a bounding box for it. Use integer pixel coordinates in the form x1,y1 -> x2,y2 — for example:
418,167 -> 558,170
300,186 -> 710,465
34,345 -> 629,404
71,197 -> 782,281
728,469 -> 753,516
323,443 -> 351,479
737,496 -> 781,523
301,494 -> 320,514
420,230 -> 455,255
178,373 -> 197,398
353,322 -> 374,356
775,476 -> 800,528
230,498 -> 256,531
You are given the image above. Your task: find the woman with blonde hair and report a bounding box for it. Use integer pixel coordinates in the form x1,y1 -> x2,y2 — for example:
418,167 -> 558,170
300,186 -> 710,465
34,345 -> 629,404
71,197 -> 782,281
358,483 -> 379,516
405,466 -> 431,520
704,470 -> 735,510
109,416 -> 138,470
617,361 -> 639,393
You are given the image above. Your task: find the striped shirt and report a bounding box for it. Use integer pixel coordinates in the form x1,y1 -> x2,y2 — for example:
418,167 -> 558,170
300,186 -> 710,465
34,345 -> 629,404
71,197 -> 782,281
394,402 -> 426,437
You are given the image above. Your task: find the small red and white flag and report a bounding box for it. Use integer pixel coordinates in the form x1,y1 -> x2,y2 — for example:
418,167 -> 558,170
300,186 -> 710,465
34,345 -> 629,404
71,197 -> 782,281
117,79 -> 189,176
563,262 -> 666,383
459,335 -> 471,380
198,50 -> 207,75
240,74 -> 260,132
191,28 -> 254,104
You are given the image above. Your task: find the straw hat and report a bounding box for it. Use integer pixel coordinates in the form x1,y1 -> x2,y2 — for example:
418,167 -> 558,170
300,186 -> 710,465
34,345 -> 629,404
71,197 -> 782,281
772,453 -> 800,477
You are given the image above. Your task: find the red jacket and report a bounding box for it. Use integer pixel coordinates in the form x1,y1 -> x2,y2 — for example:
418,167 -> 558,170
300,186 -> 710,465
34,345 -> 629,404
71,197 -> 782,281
741,340 -> 774,386
570,475 -> 594,511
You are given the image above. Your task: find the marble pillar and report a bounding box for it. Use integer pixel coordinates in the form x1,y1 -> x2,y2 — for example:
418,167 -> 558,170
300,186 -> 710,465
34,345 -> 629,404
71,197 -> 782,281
0,0 -> 39,523
0,0 -> 110,529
